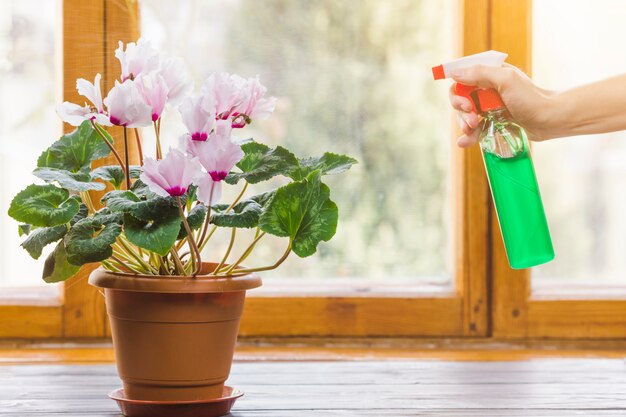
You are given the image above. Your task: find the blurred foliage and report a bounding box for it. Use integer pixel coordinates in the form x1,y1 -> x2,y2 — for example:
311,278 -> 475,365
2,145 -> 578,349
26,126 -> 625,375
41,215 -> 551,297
222,0 -> 453,280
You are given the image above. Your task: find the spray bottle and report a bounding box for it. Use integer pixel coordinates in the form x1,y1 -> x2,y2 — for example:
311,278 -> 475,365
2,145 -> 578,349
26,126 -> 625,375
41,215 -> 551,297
432,50 -> 554,269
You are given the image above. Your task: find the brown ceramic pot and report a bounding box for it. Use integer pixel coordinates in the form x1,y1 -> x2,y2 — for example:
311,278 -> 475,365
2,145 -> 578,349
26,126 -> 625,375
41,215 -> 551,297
89,263 -> 261,402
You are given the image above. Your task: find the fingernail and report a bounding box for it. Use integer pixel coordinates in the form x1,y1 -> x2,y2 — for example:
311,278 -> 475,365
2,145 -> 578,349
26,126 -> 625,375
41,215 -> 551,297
461,113 -> 472,128
461,102 -> 472,112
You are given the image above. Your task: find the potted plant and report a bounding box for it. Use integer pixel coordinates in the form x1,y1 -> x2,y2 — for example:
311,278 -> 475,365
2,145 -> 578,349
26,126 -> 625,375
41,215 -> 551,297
8,39 -> 355,416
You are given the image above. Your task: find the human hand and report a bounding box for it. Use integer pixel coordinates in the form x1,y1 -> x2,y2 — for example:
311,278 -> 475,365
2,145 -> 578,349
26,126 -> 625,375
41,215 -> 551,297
449,63 -> 556,147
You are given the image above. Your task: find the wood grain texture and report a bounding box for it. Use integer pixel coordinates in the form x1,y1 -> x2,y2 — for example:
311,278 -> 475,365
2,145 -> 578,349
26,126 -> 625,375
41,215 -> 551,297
240,296 -> 464,337
528,299 -> 626,339
3,360 -> 626,415
458,0 -> 491,336
488,0 -> 533,339
6,342 -> 626,365
62,0 -> 140,339
0,306 -> 62,339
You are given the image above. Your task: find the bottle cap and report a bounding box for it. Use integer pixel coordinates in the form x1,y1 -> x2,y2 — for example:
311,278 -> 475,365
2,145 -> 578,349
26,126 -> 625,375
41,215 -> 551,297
474,88 -> 505,113
431,65 -> 445,80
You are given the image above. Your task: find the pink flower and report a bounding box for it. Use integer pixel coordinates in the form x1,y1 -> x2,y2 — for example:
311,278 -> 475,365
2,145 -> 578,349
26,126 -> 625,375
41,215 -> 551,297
159,55 -> 193,105
56,74 -> 111,126
200,73 -> 247,120
136,73 -> 169,122
103,80 -> 153,128
179,95 -> 215,141
115,39 -> 160,81
139,148 -> 203,197
182,121 -> 244,204
232,76 -> 276,128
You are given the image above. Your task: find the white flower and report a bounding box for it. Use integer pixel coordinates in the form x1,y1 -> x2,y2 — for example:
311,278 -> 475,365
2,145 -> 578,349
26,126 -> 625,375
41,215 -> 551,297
179,95 -> 215,141
115,38 -> 160,81
56,74 -> 112,126
159,55 -> 193,105
140,148 -> 203,197
231,76 -> 276,127
181,120 -> 244,204
103,79 -> 153,128
136,72 -> 169,122
200,72 -> 248,120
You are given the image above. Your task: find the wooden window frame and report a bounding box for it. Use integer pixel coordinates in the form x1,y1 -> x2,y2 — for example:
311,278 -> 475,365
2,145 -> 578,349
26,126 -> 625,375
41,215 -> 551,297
6,0 -> 618,342
487,0 -> 626,340
0,0 -> 490,339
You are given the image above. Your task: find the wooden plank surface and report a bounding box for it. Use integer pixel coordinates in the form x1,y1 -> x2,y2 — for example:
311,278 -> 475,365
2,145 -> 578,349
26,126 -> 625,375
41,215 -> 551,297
2,360 -> 626,415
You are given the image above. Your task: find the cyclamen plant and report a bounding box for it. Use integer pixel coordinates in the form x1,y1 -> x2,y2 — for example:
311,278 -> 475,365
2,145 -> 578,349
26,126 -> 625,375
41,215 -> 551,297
8,39 -> 356,280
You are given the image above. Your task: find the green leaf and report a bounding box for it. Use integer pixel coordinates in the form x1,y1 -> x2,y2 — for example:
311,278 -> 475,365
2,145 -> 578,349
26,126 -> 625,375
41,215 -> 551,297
130,178 -> 154,198
249,190 -> 276,207
211,199 -> 263,229
177,204 -> 208,239
8,184 -> 80,227
37,120 -> 112,172
18,224 -> 32,237
21,224 -> 68,259
102,190 -> 178,222
225,141 -> 298,184
92,207 -> 124,224
259,171 -> 338,257
92,165 -> 141,189
290,152 -> 358,180
124,210 -> 181,256
33,167 -> 105,191
64,216 -> 122,265
72,204 -> 89,225
102,190 -> 141,212
42,241 -> 81,283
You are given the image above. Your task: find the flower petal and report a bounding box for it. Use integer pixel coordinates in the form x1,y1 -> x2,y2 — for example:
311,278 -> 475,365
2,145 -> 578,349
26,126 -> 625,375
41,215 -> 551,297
55,102 -> 91,126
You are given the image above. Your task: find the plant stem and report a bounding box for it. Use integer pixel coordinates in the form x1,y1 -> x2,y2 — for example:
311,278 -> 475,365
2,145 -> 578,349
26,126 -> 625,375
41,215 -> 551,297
102,260 -> 123,273
91,121 -> 126,171
228,240 -> 292,275
134,128 -> 144,166
118,238 -> 157,274
221,230 -> 266,275
169,248 -> 185,275
214,228 -> 236,273
153,120 -> 162,159
109,255 -> 140,273
177,197 -> 202,276
80,191 -> 96,214
197,181 -> 216,249
123,127 -> 131,190
158,255 -> 171,275
199,182 -> 248,252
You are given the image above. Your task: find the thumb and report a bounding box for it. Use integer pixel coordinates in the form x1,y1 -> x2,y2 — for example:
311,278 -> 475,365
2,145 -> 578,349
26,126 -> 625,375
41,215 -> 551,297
451,64 -> 508,89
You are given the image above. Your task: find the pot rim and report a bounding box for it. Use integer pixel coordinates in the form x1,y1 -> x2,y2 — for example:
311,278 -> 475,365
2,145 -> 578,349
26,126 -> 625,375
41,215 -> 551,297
88,262 -> 262,293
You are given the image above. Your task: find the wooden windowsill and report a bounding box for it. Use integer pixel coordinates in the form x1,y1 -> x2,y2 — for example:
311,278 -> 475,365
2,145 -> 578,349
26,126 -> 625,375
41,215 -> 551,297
0,286 -> 62,306
2,338 -> 626,365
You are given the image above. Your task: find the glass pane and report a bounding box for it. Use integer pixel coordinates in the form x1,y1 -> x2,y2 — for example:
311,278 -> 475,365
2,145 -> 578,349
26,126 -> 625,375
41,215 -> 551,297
532,0 -> 626,284
140,0 -> 457,283
0,0 -> 58,287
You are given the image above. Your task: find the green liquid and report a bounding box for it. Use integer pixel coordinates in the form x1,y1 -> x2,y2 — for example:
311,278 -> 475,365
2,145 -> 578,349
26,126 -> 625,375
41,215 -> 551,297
483,150 -> 554,269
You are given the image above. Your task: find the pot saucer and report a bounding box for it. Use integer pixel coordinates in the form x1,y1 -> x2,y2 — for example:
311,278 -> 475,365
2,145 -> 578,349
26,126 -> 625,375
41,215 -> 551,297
108,386 -> 244,417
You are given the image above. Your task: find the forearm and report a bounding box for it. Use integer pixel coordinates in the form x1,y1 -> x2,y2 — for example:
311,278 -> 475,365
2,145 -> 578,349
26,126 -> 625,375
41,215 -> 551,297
545,73 -> 626,138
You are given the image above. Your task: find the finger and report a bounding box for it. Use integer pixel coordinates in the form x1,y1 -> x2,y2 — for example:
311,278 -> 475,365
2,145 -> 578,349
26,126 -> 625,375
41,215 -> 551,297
449,85 -> 473,112
450,64 -> 509,89
459,111 -> 479,130
457,130 -> 480,147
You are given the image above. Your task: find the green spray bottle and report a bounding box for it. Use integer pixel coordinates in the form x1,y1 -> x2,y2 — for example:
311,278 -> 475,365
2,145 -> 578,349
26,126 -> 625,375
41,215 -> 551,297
432,51 -> 554,269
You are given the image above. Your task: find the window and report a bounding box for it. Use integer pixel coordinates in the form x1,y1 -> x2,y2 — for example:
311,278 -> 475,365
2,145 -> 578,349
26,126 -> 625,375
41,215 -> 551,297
140,0 -> 457,284
0,0 -> 58,288
532,0 -> 626,286
7,0 -> 625,342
